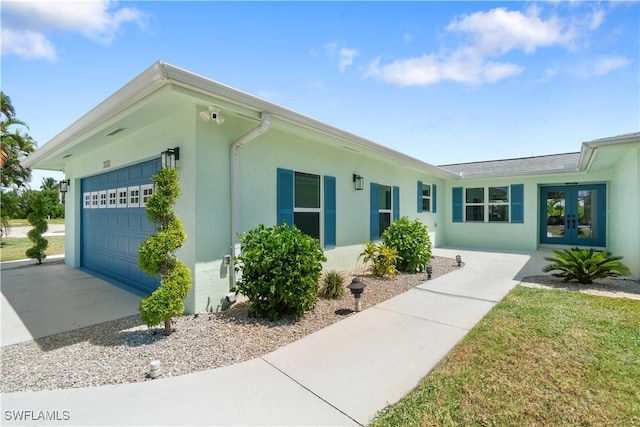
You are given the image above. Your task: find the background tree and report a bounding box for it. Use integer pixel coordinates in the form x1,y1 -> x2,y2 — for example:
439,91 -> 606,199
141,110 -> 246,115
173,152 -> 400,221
40,177 -> 58,191
1,92 -> 36,190
26,191 -> 48,264
138,167 -> 192,336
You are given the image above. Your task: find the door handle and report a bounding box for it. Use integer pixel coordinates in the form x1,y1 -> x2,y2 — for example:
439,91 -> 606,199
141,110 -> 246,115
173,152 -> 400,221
572,215 -> 577,229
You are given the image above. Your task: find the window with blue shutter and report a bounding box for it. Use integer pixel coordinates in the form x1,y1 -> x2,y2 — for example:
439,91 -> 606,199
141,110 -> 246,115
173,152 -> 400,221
277,168 -> 294,226
370,182 -> 379,240
417,181 -> 423,213
510,184 -> 524,223
393,186 -> 400,221
452,187 -> 463,223
324,175 -> 336,248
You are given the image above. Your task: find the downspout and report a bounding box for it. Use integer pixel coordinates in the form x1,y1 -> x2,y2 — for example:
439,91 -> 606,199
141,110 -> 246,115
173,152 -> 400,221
230,111 -> 271,255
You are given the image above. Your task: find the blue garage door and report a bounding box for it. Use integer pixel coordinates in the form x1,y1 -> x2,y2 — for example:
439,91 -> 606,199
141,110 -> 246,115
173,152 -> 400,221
81,159 -> 161,294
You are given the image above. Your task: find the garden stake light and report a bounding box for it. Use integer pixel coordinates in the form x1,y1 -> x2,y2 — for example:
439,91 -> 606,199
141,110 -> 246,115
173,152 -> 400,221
347,277 -> 366,312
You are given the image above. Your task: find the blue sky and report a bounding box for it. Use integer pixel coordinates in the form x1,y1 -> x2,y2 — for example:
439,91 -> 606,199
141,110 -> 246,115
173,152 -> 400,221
2,1 -> 638,188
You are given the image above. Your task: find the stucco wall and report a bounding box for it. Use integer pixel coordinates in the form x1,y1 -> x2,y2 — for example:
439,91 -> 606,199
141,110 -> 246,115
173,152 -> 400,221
608,145 -> 640,278
442,169 -> 613,252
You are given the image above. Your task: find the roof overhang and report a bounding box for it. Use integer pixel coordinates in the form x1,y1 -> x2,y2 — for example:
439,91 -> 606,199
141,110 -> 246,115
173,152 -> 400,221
577,132 -> 640,171
23,61 -> 458,180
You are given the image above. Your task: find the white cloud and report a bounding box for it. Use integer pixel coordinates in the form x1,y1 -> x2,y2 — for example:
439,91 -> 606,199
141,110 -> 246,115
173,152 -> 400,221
589,56 -> 632,76
366,5 -> 607,87
1,1 -> 146,60
325,42 -> 358,72
1,29 -> 56,61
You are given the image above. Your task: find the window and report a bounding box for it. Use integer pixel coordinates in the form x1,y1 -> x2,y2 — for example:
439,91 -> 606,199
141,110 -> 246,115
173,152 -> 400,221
128,186 -> 140,207
418,181 -> 437,213
91,191 -> 99,209
117,187 -> 128,208
98,190 -> 107,208
422,185 -> 431,212
107,189 -> 117,208
464,186 -> 509,222
378,184 -> 392,237
140,184 -> 154,207
83,192 -> 92,209
294,172 -> 321,240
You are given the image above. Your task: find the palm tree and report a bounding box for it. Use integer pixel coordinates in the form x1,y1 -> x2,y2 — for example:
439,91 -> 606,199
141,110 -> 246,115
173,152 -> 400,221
1,92 -> 36,189
40,177 -> 58,191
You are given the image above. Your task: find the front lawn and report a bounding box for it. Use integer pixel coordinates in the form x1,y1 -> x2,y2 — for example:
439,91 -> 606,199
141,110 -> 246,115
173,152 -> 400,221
0,236 -> 65,262
371,286 -> 640,426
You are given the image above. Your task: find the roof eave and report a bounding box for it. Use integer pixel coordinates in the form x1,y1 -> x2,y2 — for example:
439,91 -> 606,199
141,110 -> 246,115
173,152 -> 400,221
578,132 -> 640,171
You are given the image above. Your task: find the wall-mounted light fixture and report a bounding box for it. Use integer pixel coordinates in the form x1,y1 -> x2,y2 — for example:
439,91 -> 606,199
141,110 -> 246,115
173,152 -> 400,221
58,179 -> 70,193
352,174 -> 364,191
161,147 -> 180,169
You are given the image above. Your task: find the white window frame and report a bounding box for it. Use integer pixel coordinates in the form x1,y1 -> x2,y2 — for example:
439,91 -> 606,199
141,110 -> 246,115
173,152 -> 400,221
91,191 -> 99,209
117,187 -> 128,208
378,184 -> 393,236
422,184 -> 431,212
83,192 -> 92,209
140,184 -> 154,207
98,190 -> 107,208
293,171 -> 323,244
128,186 -> 140,208
464,186 -> 510,223
107,189 -> 117,208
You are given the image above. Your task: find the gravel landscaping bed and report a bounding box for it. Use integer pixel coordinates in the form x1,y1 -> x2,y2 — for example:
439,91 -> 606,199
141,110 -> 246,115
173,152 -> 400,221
1,256 -> 459,393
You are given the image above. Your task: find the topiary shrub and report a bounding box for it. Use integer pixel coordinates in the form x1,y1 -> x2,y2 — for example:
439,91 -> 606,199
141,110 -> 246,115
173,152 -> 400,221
234,224 -> 326,321
359,241 -> 401,279
138,167 -> 192,336
319,270 -> 346,299
382,216 -> 432,273
543,247 -> 631,284
26,192 -> 48,264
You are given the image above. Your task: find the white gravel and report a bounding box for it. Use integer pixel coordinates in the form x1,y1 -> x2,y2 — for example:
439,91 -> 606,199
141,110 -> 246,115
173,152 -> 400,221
1,256 -> 459,393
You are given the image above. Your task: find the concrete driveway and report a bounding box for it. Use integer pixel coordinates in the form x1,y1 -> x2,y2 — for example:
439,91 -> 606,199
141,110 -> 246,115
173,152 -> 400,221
1,263 -> 142,347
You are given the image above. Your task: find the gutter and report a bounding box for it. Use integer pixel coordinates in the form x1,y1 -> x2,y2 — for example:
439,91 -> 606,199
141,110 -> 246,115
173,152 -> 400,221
230,112 -> 272,248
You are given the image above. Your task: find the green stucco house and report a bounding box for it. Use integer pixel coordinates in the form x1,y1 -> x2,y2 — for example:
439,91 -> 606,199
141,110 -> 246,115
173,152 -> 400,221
24,62 -> 640,313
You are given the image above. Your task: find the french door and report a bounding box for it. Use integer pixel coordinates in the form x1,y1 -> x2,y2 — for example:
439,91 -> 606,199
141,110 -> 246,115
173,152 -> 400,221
540,184 -> 606,247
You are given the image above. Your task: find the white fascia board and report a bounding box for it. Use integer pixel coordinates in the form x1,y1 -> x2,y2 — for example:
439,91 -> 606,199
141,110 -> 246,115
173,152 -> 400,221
578,132 -> 640,171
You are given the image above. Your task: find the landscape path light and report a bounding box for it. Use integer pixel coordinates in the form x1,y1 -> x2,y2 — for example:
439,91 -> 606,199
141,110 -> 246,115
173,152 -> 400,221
426,263 -> 433,280
456,255 -> 462,267
347,277 -> 366,312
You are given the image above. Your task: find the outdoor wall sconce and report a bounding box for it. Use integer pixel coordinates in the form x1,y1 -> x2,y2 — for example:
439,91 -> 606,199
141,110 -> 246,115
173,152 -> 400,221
426,263 -> 433,280
352,174 -> 364,191
347,277 -> 366,312
58,179 -> 70,193
161,147 -> 180,169
456,255 -> 462,267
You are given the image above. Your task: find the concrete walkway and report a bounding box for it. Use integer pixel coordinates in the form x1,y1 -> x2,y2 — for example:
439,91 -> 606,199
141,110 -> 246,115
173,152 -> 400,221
1,248 -> 543,426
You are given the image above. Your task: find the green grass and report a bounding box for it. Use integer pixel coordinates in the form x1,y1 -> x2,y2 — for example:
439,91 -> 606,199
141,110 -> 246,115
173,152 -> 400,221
0,236 -> 65,262
6,218 -> 65,226
371,286 -> 640,426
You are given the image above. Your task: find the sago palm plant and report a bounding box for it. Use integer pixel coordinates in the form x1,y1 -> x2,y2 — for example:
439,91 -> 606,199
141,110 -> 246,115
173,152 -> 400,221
543,247 -> 630,284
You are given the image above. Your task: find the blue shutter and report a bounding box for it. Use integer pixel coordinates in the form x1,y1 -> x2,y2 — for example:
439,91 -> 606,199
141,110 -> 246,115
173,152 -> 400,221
417,181 -> 423,213
324,175 -> 336,248
452,187 -> 463,223
393,186 -> 400,221
277,168 -> 294,226
370,183 -> 379,241
432,184 -> 437,213
510,184 -> 524,224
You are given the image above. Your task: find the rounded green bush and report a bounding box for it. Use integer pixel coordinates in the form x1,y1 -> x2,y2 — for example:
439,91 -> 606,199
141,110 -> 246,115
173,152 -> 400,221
382,216 -> 432,273
235,224 -> 326,321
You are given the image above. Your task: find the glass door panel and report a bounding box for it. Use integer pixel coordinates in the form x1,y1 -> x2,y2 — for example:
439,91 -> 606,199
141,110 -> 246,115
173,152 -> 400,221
540,185 -> 606,247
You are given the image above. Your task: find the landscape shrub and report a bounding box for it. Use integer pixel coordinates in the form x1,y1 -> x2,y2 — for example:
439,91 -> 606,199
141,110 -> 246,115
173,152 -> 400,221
382,216 -> 432,273
543,247 -> 630,284
359,241 -> 401,279
138,167 -> 192,335
25,192 -> 48,264
234,224 -> 326,321
319,270 -> 346,299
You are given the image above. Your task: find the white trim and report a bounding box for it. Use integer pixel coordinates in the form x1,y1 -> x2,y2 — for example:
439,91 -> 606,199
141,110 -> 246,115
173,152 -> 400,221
128,186 -> 140,208
107,189 -> 117,208
98,190 -> 107,209
140,184 -> 154,207
117,187 -> 128,208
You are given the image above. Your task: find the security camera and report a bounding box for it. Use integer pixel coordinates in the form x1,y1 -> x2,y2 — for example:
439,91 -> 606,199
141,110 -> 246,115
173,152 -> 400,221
199,106 -> 225,124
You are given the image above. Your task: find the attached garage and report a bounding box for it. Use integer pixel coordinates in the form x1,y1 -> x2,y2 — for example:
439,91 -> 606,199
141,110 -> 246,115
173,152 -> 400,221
80,158 -> 161,294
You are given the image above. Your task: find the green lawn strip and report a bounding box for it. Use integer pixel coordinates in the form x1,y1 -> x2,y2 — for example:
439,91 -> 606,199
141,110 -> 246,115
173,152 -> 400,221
0,236 -> 65,262
371,286 -> 640,426
6,218 -> 65,227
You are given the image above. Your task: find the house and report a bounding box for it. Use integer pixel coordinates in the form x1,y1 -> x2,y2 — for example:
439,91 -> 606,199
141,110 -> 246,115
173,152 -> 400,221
23,62 -> 639,313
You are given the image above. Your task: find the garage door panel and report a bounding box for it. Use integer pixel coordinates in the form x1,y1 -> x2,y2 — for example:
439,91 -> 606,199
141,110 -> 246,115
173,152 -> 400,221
82,159 -> 161,294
